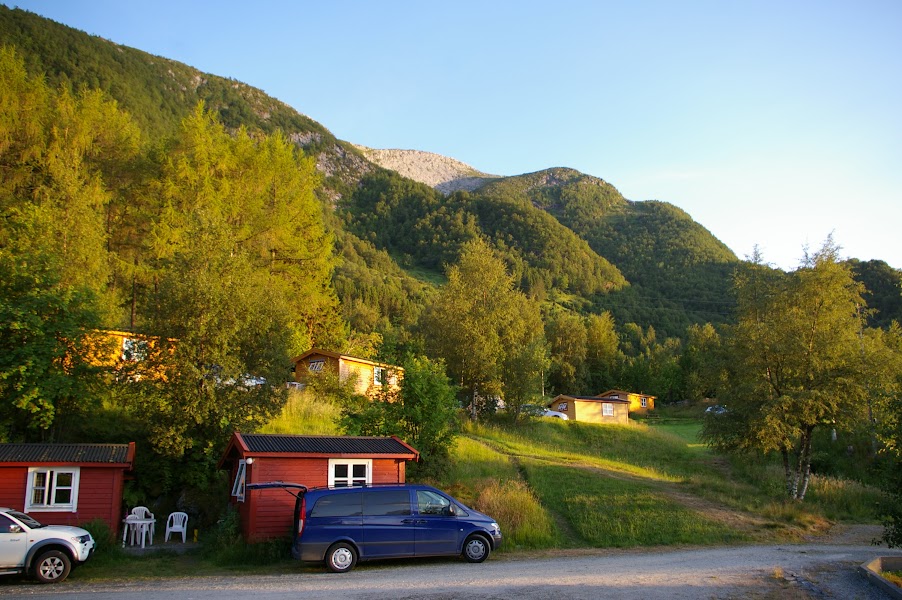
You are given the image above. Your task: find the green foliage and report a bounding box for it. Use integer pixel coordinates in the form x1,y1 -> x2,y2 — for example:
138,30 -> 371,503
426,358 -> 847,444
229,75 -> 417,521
480,168 -> 738,336
343,169 -> 626,301
849,258 -> 902,329
420,239 -> 547,417
341,356 -> 460,477
702,240 -> 879,500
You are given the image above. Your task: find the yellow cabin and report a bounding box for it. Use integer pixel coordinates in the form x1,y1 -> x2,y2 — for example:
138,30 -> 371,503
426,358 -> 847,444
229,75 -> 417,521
290,349 -> 402,399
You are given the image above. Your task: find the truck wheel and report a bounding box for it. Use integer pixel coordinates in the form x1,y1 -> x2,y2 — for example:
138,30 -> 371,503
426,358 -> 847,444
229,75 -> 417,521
33,550 -> 72,583
462,534 -> 490,563
325,542 -> 357,573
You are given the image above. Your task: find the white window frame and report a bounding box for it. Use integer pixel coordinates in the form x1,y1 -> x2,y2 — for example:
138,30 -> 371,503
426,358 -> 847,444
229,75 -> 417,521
328,459 -> 372,487
232,460 -> 247,502
641,397 -> 648,408
373,366 -> 384,386
25,467 -> 80,512
602,403 -> 614,417
308,359 -> 325,373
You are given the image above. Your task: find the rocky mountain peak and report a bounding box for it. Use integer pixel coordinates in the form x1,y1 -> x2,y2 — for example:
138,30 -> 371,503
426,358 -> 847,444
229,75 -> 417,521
353,145 -> 500,194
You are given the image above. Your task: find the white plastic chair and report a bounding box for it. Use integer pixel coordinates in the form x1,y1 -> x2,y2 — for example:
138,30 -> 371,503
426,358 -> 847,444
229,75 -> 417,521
130,506 -> 155,542
165,511 -> 189,543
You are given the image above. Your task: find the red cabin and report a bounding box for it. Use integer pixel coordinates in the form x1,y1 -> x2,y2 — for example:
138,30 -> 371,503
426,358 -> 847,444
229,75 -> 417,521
219,432 -> 419,542
0,442 -> 135,530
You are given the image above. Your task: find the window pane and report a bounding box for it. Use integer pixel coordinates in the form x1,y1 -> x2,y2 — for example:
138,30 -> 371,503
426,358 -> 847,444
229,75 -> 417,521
334,464 -> 348,478
310,494 -> 362,517
417,490 -> 451,515
31,472 -> 47,505
56,472 -> 73,487
54,488 -> 72,504
363,490 -> 411,516
352,464 -> 367,478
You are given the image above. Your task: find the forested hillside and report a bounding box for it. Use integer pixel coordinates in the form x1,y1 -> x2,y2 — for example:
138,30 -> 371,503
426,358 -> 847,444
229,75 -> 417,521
477,170 -> 739,331
0,6 -> 750,339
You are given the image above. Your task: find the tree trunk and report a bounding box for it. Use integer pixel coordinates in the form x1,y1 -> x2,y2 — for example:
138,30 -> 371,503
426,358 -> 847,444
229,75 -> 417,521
795,426 -> 814,500
781,448 -> 796,498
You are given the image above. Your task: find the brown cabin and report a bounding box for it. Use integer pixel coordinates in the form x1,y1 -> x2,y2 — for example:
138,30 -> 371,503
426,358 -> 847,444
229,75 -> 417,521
0,442 -> 135,530
290,349 -> 403,398
595,389 -> 656,415
548,395 -> 630,425
218,432 -> 419,542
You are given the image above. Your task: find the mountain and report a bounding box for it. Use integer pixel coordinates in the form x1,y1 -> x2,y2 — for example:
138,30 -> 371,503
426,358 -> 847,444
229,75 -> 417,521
354,146 -> 500,195
0,6 -> 741,336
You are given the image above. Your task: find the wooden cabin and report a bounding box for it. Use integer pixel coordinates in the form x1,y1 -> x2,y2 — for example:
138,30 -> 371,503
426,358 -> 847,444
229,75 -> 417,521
595,389 -> 656,415
548,395 -> 630,425
290,349 -> 403,398
218,432 -> 419,542
0,442 -> 135,530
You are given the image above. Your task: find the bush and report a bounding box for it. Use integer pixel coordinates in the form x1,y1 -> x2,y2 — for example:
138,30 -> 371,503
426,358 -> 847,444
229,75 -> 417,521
201,506 -> 292,566
475,479 -> 555,549
81,519 -> 117,552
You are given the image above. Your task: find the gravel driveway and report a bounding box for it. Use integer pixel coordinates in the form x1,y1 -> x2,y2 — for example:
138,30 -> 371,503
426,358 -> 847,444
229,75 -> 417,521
3,538 -> 901,600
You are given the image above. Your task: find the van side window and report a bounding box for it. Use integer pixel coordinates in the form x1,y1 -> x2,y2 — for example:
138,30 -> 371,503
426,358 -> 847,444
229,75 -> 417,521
363,490 -> 411,516
416,490 -> 452,515
310,493 -> 362,518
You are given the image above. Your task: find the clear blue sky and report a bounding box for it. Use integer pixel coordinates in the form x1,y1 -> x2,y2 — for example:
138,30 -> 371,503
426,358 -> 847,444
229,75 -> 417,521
9,0 -> 902,269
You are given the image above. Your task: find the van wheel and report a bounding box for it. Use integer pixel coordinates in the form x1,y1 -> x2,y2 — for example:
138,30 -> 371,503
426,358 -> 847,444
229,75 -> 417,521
33,550 -> 71,583
325,542 -> 357,573
462,535 -> 490,563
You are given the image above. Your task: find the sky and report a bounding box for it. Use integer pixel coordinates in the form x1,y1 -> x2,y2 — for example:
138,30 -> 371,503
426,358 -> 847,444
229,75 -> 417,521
8,0 -> 902,270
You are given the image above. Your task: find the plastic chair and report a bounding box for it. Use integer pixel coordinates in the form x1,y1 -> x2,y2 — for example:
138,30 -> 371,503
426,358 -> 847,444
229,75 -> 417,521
165,511 -> 189,543
130,506 -> 155,541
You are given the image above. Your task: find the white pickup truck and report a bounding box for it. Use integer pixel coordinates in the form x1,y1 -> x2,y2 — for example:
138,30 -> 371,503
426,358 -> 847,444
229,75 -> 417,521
0,507 -> 95,583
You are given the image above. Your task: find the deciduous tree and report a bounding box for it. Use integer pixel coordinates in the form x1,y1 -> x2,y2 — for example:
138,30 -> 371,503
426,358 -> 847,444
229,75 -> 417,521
702,240 -> 871,500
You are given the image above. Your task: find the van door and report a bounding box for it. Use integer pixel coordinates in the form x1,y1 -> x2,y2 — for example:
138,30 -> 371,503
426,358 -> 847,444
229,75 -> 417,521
301,492 -> 363,560
413,489 -> 461,556
360,489 -> 415,559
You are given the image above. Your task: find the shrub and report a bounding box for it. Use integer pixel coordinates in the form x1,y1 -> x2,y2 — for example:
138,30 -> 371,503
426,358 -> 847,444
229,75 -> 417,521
475,479 -> 555,549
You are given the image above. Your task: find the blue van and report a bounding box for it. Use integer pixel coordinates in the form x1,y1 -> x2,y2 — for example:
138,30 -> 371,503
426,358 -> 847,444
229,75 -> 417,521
248,482 -> 502,572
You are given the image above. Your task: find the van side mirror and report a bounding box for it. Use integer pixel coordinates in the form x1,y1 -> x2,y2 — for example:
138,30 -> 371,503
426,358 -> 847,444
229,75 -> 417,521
444,504 -> 456,517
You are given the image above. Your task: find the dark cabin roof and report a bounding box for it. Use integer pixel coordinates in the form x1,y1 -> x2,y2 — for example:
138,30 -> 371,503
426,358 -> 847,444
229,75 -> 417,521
0,443 -> 133,465
552,395 -> 630,403
240,434 -> 417,456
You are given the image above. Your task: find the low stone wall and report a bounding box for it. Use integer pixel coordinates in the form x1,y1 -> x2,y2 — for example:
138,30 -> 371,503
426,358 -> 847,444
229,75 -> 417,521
859,556 -> 902,599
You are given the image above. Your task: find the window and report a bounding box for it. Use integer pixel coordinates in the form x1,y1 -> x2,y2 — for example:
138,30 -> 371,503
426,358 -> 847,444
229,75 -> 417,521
363,490 -> 411,516
557,402 -> 568,412
417,490 -> 452,515
308,359 -> 325,373
0,514 -> 20,534
231,460 -> 247,502
25,468 -> 80,512
374,366 -> 384,386
310,493 -> 362,518
640,397 -> 648,408
602,403 -> 614,417
328,459 -> 371,487
121,337 -> 148,362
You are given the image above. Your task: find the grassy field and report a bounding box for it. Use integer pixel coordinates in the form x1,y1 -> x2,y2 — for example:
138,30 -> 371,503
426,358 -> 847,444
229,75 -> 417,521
71,396 -> 887,580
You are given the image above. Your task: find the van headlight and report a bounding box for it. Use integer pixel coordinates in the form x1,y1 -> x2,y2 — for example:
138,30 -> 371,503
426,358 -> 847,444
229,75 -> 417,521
73,534 -> 92,544
490,522 -> 501,534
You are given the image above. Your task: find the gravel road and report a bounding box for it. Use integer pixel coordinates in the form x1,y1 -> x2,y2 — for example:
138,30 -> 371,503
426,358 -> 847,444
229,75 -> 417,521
3,540 -> 901,600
